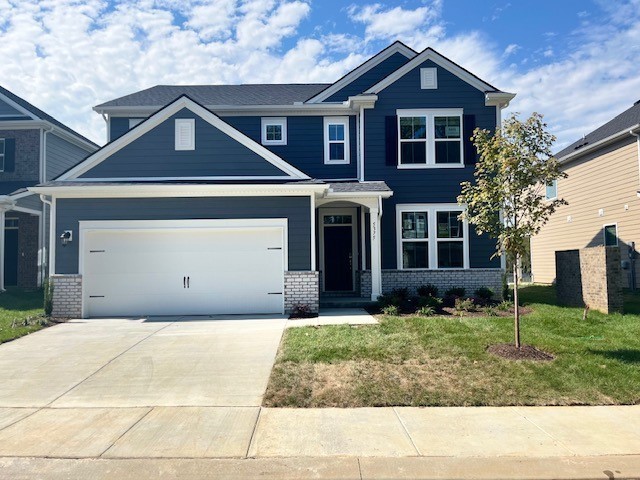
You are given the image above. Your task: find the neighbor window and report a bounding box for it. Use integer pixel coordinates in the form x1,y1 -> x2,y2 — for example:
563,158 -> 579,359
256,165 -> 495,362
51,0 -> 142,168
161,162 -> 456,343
545,180 -> 557,199
397,204 -> 468,269
261,117 -> 287,145
397,109 -> 463,168
324,116 -> 350,164
604,224 -> 618,247
0,139 -> 4,172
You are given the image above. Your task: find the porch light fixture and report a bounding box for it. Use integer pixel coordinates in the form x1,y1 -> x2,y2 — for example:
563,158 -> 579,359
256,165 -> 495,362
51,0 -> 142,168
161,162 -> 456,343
60,230 -> 73,247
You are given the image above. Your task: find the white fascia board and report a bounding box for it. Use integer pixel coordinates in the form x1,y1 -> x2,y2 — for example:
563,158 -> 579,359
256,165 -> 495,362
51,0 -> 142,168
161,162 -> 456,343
28,183 -> 329,198
364,48 -> 500,96
485,92 -> 516,108
306,43 -> 417,104
324,190 -> 394,199
558,124 -> 640,165
0,120 -> 98,151
95,103 -> 356,117
63,96 -> 310,181
0,92 -> 39,120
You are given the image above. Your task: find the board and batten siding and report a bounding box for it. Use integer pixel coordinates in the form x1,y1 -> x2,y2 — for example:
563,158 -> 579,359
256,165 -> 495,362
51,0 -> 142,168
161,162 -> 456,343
82,109 -> 285,179
364,58 -> 500,269
54,196 -> 311,274
531,136 -> 640,285
46,133 -> 93,181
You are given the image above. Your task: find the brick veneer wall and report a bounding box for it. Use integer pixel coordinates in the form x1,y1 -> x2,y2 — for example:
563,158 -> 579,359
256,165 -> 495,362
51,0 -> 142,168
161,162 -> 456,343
284,271 -> 319,313
556,246 -> 623,314
360,269 -> 503,299
50,274 -> 82,318
0,129 -> 40,182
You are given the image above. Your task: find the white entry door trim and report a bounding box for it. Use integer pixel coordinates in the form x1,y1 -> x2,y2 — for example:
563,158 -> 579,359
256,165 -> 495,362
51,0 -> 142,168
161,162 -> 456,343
79,218 -> 288,317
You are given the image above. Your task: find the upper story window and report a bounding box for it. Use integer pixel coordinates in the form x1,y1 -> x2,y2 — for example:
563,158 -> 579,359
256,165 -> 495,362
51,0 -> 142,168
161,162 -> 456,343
261,117 -> 287,146
0,139 -> 4,172
397,204 -> 469,270
175,119 -> 195,151
545,180 -> 557,200
397,109 -> 463,169
324,116 -> 350,165
604,224 -> 618,247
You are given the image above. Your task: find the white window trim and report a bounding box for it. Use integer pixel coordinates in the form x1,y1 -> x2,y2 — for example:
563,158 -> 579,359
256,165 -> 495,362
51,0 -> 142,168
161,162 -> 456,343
545,179 -> 558,200
420,68 -> 438,89
261,117 -> 287,146
175,118 -> 195,151
324,116 -> 350,165
603,223 -> 618,247
0,138 -> 4,172
396,108 -> 464,169
396,203 -> 470,270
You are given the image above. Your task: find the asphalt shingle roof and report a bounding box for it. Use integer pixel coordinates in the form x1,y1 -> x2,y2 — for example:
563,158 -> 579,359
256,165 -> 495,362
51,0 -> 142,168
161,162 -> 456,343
0,85 -> 98,148
556,101 -> 640,159
328,181 -> 391,193
96,84 -> 331,108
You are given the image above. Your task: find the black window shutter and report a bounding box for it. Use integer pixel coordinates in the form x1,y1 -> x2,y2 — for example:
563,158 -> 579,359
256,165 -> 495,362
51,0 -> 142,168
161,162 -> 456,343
385,115 -> 398,166
463,114 -> 477,165
3,138 -> 15,172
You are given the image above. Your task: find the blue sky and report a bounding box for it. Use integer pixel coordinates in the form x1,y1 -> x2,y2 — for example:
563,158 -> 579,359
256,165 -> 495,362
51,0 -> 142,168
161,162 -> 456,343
0,0 -> 638,149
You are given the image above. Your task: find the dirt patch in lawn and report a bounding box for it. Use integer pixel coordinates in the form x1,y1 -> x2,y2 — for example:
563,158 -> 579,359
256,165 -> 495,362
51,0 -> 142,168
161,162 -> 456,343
487,343 -> 555,361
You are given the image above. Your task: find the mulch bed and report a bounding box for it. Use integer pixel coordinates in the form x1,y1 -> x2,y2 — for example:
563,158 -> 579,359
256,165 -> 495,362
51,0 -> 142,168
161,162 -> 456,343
487,343 -> 555,361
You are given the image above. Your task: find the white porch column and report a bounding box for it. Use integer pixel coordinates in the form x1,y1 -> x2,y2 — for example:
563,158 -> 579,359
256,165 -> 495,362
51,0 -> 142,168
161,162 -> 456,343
369,206 -> 382,300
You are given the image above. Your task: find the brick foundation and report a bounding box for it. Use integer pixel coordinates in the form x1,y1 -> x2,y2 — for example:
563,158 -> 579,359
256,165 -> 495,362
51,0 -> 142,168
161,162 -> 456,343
284,271 -> 319,313
50,274 -> 82,318
360,269 -> 503,299
556,247 -> 623,314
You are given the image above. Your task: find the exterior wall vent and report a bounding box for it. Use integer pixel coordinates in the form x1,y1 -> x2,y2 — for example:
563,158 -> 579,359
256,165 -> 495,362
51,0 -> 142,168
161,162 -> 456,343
420,68 -> 438,89
175,119 -> 195,151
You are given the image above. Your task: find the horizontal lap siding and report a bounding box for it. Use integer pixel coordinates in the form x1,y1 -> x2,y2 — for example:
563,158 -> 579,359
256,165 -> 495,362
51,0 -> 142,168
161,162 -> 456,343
46,133 -> 93,180
531,137 -> 640,284
81,109 -> 284,178
14,194 -> 42,212
365,59 -> 498,269
224,116 -> 357,179
325,52 -> 411,102
55,196 -> 311,274
0,99 -> 27,117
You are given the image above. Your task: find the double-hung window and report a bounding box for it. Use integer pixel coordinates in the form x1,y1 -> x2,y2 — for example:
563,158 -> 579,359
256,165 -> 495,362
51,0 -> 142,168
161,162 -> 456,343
261,117 -> 287,146
545,180 -> 557,200
324,116 -> 349,164
397,109 -> 463,168
397,204 -> 469,269
0,139 -> 4,172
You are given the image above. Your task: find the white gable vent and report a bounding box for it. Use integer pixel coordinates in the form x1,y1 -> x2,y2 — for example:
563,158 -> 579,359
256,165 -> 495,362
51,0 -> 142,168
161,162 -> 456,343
420,67 -> 438,89
175,119 -> 195,150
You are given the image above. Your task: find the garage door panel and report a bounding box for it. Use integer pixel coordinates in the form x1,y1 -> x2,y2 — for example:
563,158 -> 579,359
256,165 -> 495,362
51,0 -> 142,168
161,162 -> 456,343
83,224 -> 285,317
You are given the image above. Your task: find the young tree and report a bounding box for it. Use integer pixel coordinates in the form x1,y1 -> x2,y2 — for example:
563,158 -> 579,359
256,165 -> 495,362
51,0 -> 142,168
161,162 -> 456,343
458,112 -> 567,348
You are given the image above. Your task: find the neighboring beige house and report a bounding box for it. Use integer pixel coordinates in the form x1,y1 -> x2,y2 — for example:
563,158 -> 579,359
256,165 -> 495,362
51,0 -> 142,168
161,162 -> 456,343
531,101 -> 640,287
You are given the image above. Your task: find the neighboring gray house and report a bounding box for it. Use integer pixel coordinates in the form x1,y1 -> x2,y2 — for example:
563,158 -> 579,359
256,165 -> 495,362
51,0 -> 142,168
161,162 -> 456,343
32,42 -> 514,318
0,86 -> 97,289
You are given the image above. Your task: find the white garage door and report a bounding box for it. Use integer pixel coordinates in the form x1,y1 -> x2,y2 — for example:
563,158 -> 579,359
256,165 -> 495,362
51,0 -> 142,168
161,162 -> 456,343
82,220 -> 285,317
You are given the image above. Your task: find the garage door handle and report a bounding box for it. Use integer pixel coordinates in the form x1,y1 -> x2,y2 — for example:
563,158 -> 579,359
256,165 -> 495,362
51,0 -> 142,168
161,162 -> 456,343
183,276 -> 186,288
187,276 -> 190,288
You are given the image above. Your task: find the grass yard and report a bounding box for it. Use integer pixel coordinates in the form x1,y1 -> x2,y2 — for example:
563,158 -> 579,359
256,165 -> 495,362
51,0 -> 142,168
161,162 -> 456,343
264,285 -> 640,407
0,289 -> 48,345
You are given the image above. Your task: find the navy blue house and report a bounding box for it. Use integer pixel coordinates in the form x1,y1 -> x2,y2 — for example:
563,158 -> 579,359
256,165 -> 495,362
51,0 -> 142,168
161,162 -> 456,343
32,42 -> 515,318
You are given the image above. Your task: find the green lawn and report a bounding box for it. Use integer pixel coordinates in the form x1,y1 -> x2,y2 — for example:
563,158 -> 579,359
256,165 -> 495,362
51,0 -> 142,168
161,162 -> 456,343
264,285 -> 640,407
0,289 -> 48,345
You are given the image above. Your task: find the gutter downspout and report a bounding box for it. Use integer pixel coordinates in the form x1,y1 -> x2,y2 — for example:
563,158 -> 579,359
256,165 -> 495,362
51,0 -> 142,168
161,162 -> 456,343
630,128 -> 640,291
40,195 -> 54,278
359,105 -> 365,182
101,113 -> 109,143
39,126 -> 53,286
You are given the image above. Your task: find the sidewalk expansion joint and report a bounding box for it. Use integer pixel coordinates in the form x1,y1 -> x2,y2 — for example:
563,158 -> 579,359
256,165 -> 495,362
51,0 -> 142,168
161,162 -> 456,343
98,407 -> 154,458
392,407 -> 422,456
245,406 -> 262,458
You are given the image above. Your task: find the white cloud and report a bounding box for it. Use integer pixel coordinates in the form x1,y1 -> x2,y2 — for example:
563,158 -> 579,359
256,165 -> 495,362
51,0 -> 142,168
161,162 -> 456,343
0,0 -> 638,154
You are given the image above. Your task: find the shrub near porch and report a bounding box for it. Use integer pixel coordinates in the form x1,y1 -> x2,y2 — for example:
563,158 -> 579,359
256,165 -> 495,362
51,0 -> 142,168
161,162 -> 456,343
264,285 -> 640,407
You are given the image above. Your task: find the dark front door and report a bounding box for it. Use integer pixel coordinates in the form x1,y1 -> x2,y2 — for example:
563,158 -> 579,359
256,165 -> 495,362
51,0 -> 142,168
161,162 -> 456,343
324,225 -> 353,291
4,228 -> 18,287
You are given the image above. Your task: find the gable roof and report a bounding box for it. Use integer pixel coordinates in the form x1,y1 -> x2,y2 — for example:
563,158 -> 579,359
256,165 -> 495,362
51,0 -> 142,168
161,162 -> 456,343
59,95 -> 310,181
0,85 -> 98,148
556,101 -> 640,160
95,84 -> 330,110
364,47 -> 506,96
305,41 -> 417,104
